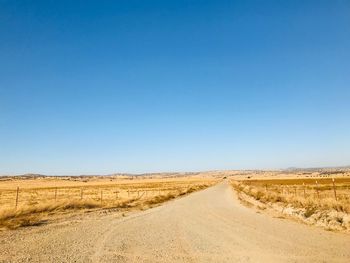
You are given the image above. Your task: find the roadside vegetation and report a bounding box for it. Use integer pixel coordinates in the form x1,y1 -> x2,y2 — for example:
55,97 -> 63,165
0,177 -> 217,230
231,176 -> 350,232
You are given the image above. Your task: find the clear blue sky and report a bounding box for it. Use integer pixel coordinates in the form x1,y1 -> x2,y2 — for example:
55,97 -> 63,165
1,0 -> 349,175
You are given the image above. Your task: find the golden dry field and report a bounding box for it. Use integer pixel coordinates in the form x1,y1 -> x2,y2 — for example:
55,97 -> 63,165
0,175 -> 219,230
232,171 -> 350,203
231,170 -> 350,231
1,172 -> 350,262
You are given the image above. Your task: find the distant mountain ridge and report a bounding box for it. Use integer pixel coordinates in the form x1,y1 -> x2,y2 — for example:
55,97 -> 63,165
0,172 -> 201,178
285,165 -> 350,172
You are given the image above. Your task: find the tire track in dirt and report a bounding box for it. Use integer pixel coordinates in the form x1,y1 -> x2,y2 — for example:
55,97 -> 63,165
90,208 -> 162,262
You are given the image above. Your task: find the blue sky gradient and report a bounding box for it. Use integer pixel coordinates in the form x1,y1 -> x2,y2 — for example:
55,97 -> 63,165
1,0 -> 350,174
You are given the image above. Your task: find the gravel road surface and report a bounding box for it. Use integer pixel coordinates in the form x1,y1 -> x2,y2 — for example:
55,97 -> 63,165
0,181 -> 349,262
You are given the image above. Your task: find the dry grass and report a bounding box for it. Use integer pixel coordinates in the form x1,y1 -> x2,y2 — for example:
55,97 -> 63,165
0,200 -> 103,229
231,180 -> 350,214
143,184 -> 208,206
0,177 -> 218,230
231,176 -> 350,231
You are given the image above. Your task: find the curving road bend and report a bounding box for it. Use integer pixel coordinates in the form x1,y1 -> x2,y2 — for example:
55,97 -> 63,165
0,181 -> 349,262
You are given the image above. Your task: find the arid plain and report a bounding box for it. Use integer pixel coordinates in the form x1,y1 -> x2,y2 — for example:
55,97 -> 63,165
0,169 -> 349,262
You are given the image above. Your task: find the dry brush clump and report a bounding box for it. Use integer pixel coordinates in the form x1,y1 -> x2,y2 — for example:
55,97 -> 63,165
0,199 -> 138,230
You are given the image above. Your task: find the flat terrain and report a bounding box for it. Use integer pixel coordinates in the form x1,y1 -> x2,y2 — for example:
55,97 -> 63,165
0,176 -> 216,229
0,181 -> 349,262
0,176 -> 216,208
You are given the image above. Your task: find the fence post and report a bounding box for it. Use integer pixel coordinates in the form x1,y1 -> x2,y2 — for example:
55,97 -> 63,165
128,190 -> 130,197
303,182 -> 306,198
80,188 -> 83,200
315,181 -> 320,200
100,189 -> 103,204
55,187 -> 58,202
115,190 -> 118,199
265,184 -> 267,193
294,186 -> 297,196
332,178 -> 337,201
15,186 -> 19,208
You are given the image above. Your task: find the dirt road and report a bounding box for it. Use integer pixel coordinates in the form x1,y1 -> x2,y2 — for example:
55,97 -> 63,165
1,181 -> 349,262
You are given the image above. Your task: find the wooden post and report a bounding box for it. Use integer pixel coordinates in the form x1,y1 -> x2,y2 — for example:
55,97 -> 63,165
265,184 -> 267,193
80,188 -> 83,200
332,178 -> 337,201
294,186 -> 297,196
116,190 -> 118,199
100,190 -> 103,204
15,187 -> 19,208
128,190 -> 130,197
315,181 -> 320,200
137,190 -> 140,198
55,187 -> 58,202
303,182 -> 306,198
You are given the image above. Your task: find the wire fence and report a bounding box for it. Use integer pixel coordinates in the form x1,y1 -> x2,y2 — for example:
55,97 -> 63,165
242,178 -> 350,202
0,183 -> 197,209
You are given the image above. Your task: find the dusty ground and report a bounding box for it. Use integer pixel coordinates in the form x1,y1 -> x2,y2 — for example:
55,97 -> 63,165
0,181 -> 349,262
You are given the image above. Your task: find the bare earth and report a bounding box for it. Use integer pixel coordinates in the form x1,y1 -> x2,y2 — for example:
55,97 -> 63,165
0,181 -> 349,263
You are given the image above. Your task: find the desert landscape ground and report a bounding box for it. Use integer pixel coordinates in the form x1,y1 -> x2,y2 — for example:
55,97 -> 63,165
0,169 -> 349,262
0,173 -> 219,230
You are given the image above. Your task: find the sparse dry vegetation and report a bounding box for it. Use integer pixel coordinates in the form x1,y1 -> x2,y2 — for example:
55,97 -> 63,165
231,178 -> 350,213
231,171 -> 350,231
0,176 -> 218,230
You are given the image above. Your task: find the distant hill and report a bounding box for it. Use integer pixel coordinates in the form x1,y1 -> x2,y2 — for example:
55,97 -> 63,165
285,165 -> 350,172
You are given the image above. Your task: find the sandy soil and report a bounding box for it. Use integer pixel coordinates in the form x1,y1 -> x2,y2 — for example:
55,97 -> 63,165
0,181 -> 349,262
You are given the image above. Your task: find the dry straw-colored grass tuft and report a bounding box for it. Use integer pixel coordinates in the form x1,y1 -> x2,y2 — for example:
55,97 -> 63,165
0,200 -> 113,229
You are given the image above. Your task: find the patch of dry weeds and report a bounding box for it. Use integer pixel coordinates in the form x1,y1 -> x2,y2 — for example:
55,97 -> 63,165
0,180 -> 216,230
231,180 -> 350,232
